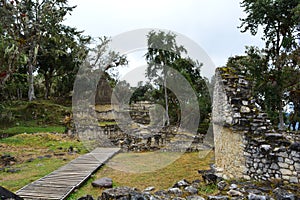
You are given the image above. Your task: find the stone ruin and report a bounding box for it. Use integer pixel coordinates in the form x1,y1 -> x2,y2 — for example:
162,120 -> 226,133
212,66 -> 300,184
83,101 -> 207,152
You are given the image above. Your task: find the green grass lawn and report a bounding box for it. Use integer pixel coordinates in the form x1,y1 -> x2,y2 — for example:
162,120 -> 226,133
1,157 -> 71,192
67,151 -> 215,199
0,132 -> 216,199
0,132 -> 88,192
0,125 -> 65,137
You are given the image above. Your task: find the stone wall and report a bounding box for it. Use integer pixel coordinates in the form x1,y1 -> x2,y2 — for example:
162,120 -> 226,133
212,71 -> 245,179
87,101 -> 208,152
212,67 -> 300,183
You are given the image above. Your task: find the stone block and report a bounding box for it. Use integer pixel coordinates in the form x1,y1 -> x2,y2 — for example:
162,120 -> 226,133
295,163 -> 300,171
240,106 -> 251,113
289,177 -> 299,184
280,168 -> 292,176
285,158 -> 294,165
278,157 -> 284,162
271,163 -> 279,170
278,162 -> 289,168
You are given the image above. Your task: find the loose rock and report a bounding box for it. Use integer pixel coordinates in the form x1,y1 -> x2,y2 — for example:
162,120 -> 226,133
248,193 -> 269,200
217,181 -> 227,191
0,186 -> 23,200
207,195 -> 229,200
77,195 -> 94,200
92,177 -> 113,188
173,179 -> 190,188
273,187 -> 295,200
168,187 -> 183,196
186,195 -> 205,200
101,186 -> 141,200
143,186 -> 155,193
227,189 -> 244,197
184,186 -> 198,195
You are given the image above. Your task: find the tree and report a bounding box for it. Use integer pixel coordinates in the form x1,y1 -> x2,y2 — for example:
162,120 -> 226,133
239,0 -> 300,129
37,25 -> 90,99
173,58 -> 211,125
145,30 -> 187,126
0,0 -> 87,101
76,37 -> 127,105
0,1 -> 27,87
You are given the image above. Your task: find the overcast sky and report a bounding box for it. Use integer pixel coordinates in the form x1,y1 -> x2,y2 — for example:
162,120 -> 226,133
65,0 -> 264,79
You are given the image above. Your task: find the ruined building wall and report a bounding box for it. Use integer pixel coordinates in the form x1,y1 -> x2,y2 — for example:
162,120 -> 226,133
212,72 -> 245,179
212,67 -> 300,184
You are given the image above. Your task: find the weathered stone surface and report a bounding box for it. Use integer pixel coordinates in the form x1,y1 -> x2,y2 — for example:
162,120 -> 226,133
289,177 -> 299,184
229,184 -> 238,190
173,179 -> 190,188
248,193 -> 269,200
101,186 -> 141,200
154,190 -> 171,199
270,163 -> 279,170
280,168 -> 292,176
207,195 -> 229,200
278,162 -> 289,169
92,177 -> 113,188
213,67 -> 299,184
290,142 -> 300,151
217,181 -> 227,191
168,187 -> 183,196
240,106 -> 251,113
143,186 -> 155,193
201,173 -> 220,184
186,195 -> 205,200
260,145 -> 271,153
273,188 -> 296,200
184,186 -> 198,195
227,189 -> 243,197
0,154 -> 16,166
78,195 -> 94,200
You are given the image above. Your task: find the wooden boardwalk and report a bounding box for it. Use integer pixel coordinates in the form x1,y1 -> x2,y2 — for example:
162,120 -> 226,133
16,148 -> 120,200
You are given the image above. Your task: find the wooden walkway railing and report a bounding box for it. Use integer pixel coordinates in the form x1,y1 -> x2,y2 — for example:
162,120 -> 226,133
16,148 -> 120,200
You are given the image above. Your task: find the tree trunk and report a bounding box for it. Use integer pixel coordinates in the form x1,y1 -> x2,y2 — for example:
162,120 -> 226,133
163,74 -> 170,126
278,100 -> 285,130
28,64 -> 36,101
44,74 -> 51,99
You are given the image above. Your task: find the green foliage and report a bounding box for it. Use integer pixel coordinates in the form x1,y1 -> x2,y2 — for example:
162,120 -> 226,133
0,0 -> 90,100
144,30 -> 211,129
239,0 -> 300,128
240,0 -> 299,50
145,30 -> 187,126
130,82 -> 154,103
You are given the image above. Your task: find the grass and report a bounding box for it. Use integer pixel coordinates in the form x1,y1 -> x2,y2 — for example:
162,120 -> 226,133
0,125 -> 65,136
0,130 -> 216,199
67,150 -> 214,199
0,132 -> 88,192
0,100 -> 71,129
0,157 -> 71,191
0,100 -> 69,137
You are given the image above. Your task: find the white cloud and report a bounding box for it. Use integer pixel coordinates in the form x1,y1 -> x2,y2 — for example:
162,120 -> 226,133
65,0 -> 264,69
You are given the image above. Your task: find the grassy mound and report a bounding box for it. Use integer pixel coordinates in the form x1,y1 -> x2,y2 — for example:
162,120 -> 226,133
0,100 -> 70,137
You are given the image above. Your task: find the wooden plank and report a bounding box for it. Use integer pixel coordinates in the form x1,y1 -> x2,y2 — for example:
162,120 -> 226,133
16,147 -> 120,200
